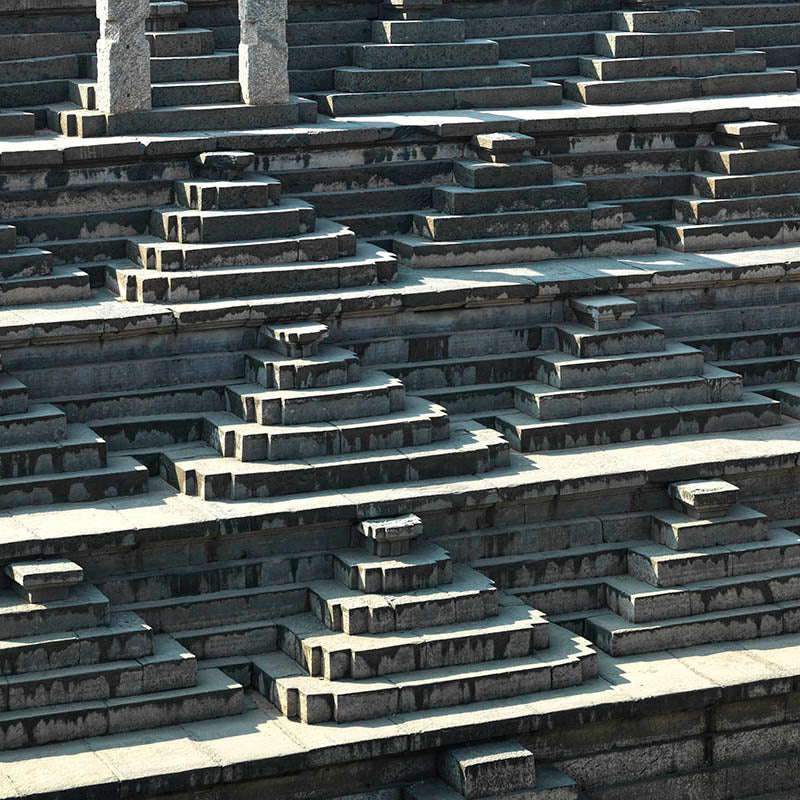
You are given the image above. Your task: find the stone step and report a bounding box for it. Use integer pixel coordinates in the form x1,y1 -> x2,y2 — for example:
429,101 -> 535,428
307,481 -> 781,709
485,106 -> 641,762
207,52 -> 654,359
0,31 -> 97,62
534,342 -> 705,389
372,17 -> 465,44
414,383 -> 519,416
113,243 -> 395,303
149,53 -> 238,83
612,8 -> 704,32
333,61 -> 531,93
682,326 -> 800,361
470,12 -> 610,39
0,403 -> 66,446
432,181 -> 588,216
657,216 -> 800,252
494,392 -> 780,452
413,207 -> 598,242
0,423 -> 106,478
0,226 -> 15,254
277,603 -> 548,681
349,326 -> 542,366
175,176 -> 281,211
580,49 -> 766,81
203,396 -> 448,462
472,542 -> 632,589
315,80 -> 561,116
255,624 -> 592,725
497,32 -> 596,61
0,584 -> 109,640
0,54 -> 80,84
715,354 -> 800,386
0,248 -> 51,280
0,266 -> 90,308
651,504 -> 770,550
116,582 -> 309,634
392,225 -> 656,269
0,373 -> 27,416
554,320 -> 665,358
406,766 -> 579,800
310,564 -> 496,635
691,168 -> 800,199
151,79 -> 242,107
0,612 -> 153,677
353,39 -> 499,70
243,345 -> 359,391
225,370 -> 405,425
513,367 -> 742,420
150,200 -> 315,244
700,143 -> 800,175
734,21 -> 800,47
0,666 -> 242,750
627,527 -> 800,588
333,540 -> 453,595
670,478 -> 740,519
439,739 -> 536,799
7,559 -> 84,604
453,157 -> 554,189
146,28 -> 215,58
2,634 -> 196,711
172,620 -> 279,660
0,455 -> 149,511
700,5 -> 800,26
564,68 -> 795,104
131,218 -> 356,271
380,351 -> 540,391
594,28 -> 737,59
605,566 -> 800,625
508,578 -> 607,617
674,191 -> 800,224
86,412 -> 205,452
161,427 -> 507,501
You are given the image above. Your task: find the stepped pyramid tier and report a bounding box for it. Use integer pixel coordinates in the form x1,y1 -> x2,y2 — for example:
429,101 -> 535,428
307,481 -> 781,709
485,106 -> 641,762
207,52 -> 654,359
156,320 -> 510,501
0,558 -> 242,750
489,294 -> 781,453
407,740 -> 578,799
50,2 -> 315,138
392,133 -> 658,270
0,355 -> 149,511
0,223 -> 89,308
311,0 -> 562,117
656,120 -> 800,252
250,517 -> 597,724
107,150 -> 396,304
564,7 -> 797,104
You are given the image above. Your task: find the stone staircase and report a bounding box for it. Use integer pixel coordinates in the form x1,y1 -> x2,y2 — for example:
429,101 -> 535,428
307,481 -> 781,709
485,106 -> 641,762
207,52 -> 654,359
564,7 -> 796,104
49,2 -> 314,137
310,0 -> 562,117
392,132 -> 657,269
488,293 -> 781,452
657,119 -> 800,251
0,223 -> 90,308
406,739 -> 577,800
156,322 -> 509,501
0,355 -> 149,510
107,150 -> 394,304
0,557 -> 242,750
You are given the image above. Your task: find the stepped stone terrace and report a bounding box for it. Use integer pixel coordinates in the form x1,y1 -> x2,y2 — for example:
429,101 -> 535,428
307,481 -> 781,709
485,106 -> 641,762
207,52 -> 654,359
8,0 -> 800,798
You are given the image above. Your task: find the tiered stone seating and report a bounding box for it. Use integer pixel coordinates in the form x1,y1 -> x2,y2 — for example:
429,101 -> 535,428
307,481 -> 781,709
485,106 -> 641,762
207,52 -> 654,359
0,223 -> 89,307
407,739 -> 578,799
312,0 -> 562,116
50,2 -> 315,137
0,355 -> 148,510
0,557 -> 242,750
658,119 -> 800,251
156,320 -> 509,501
564,7 -> 796,104
491,294 -> 781,452
247,517 -> 596,723
108,150 -> 394,303
392,132 -> 657,269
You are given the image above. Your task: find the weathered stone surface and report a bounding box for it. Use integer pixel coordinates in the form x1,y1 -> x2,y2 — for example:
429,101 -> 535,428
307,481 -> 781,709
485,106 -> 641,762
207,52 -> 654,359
239,0 -> 290,105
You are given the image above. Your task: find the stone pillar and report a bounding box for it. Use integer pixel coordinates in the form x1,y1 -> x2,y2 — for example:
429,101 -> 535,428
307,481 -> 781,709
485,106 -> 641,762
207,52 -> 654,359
95,0 -> 152,114
238,0 -> 290,105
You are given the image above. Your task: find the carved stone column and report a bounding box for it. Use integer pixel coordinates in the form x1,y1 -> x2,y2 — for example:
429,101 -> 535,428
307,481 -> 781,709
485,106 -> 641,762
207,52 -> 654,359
95,0 -> 152,114
238,0 -> 290,105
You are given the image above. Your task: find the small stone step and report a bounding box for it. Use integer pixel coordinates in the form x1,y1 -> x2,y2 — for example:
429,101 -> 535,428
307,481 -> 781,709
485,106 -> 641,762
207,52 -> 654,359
406,766 -> 578,800
627,528 -> 800,588
277,603 -> 548,681
594,28 -> 736,59
175,176 -> 281,211
243,344 -> 360,391
6,559 -> 84,603
651,504 -> 769,550
0,266 -> 91,308
261,321 -> 329,357
669,478 -> 741,519
471,131 -> 535,163
438,740 -> 536,799
715,119 -> 779,149
146,28 -> 215,58
612,8 -> 703,33
359,512 -> 423,557
0,248 -> 51,280
432,181 -> 588,216
353,39 -> 499,70
453,157 -> 553,189
0,374 -> 27,416
657,216 -> 800,252
673,191 -> 800,225
554,320 -> 664,358
0,407 -> 78,445
333,540 -> 453,594
700,143 -> 800,175
151,79 -> 242,107
0,226 -> 15,254
150,53 -> 238,83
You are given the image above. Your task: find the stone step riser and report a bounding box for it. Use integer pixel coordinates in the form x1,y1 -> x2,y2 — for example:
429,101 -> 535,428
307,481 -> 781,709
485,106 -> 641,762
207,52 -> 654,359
683,331 -> 800,362
384,354 -> 540,391
554,323 -> 665,359
673,194 -> 800,225
453,159 -> 554,189
700,146 -> 800,176
0,407 -> 67,447
594,29 -> 737,59
580,50 -> 766,81
146,28 -> 215,58
353,40 -> 499,71
243,350 -> 360,392
174,179 -> 281,212
0,436 -> 106,479
692,170 -> 800,200
651,508 -> 770,550
432,182 -> 588,216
